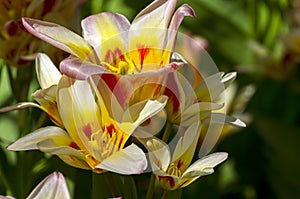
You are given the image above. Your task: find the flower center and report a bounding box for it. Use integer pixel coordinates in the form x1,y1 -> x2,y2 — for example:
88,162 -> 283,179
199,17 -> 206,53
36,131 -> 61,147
88,123 -> 125,161
166,163 -> 182,177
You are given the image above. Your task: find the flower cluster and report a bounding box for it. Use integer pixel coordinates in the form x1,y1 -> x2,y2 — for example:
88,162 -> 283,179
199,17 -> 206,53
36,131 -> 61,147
1,0 -> 245,195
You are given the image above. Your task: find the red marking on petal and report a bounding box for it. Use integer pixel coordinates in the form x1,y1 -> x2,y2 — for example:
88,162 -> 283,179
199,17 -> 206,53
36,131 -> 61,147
101,73 -> 118,91
177,160 -> 183,169
138,47 -> 150,66
163,87 -> 180,113
106,124 -> 116,137
104,48 -> 125,65
83,124 -> 92,138
69,142 -> 80,150
118,135 -> 124,149
180,179 -> 189,187
158,176 -> 175,188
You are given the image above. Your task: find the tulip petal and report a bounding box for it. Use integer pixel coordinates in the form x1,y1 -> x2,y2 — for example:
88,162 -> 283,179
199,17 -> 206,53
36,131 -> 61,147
180,152 -> 228,187
57,76 -> 101,158
132,0 -> 177,29
60,56 -> 107,80
129,0 -> 178,69
152,163 -> 180,190
130,96 -> 168,127
32,86 -> 63,127
7,126 -> 71,151
95,144 -> 147,175
195,72 -> 236,102
22,18 -> 95,61
145,137 -> 171,171
171,123 -> 200,172
166,4 -> 195,52
35,53 -> 61,89
81,13 -> 130,62
27,172 -> 71,199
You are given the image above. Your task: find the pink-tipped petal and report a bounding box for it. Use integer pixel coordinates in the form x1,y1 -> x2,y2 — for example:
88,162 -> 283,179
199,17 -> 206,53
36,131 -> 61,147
27,172 -> 71,199
22,18 -> 95,61
60,56 -> 107,80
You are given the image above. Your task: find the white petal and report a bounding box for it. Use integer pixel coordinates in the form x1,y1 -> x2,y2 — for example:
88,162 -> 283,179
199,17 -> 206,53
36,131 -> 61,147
95,144 -> 147,175
182,152 -> 228,178
7,126 -> 69,151
27,172 -> 70,199
132,96 -> 168,126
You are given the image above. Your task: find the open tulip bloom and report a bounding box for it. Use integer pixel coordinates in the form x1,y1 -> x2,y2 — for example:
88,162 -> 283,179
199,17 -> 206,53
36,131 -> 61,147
0,0 -> 248,197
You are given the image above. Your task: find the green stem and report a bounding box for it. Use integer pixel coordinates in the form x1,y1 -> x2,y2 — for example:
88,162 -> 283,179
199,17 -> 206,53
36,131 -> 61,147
161,189 -> 182,199
92,172 -> 111,199
145,174 -> 156,199
104,172 -> 122,197
123,175 -> 138,199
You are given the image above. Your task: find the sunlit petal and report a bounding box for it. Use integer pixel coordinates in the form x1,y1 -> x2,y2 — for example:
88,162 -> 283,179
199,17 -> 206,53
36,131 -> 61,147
82,12 -> 130,62
180,152 -> 228,185
22,18 -> 95,61
57,76 -> 101,157
7,126 -> 70,151
95,144 -> 147,175
35,53 -> 61,89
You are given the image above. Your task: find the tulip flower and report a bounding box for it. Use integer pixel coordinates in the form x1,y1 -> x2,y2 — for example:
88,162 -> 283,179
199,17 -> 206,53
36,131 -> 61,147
0,172 -> 70,199
141,123 -> 227,190
7,74 -> 167,174
20,0 -> 196,122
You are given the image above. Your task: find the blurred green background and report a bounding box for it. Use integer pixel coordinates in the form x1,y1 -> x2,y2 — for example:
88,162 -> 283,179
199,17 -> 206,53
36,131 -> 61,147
1,0 -> 300,198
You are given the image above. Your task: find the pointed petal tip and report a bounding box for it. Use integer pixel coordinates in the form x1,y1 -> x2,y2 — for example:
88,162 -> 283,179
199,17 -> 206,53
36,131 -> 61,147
181,4 -> 196,18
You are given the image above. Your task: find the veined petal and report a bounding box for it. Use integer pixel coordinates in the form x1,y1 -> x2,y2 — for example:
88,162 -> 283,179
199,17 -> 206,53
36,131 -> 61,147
27,172 -> 71,199
35,53 -> 61,89
22,18 -> 95,61
180,152 -> 228,187
57,76 -> 101,158
82,12 -> 130,63
7,126 -> 71,151
95,144 -> 147,175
